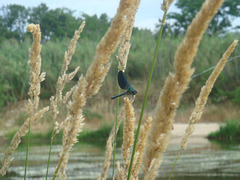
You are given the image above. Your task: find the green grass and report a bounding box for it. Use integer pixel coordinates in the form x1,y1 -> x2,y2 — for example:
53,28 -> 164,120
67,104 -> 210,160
0,32 -> 240,108
78,124 -> 123,146
207,119 -> 240,141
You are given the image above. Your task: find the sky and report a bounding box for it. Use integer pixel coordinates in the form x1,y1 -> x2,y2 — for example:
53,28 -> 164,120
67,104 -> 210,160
0,0 -> 179,31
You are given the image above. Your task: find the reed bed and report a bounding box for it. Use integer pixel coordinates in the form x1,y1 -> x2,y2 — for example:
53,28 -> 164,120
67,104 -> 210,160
0,0 -> 239,180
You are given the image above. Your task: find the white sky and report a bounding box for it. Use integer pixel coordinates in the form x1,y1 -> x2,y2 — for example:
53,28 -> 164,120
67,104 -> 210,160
0,0 -> 179,31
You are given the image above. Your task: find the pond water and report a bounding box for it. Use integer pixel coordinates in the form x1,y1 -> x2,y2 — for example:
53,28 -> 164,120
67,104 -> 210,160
1,135 -> 240,180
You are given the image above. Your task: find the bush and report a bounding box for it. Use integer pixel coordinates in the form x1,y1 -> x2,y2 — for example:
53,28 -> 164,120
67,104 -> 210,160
208,119 -> 240,141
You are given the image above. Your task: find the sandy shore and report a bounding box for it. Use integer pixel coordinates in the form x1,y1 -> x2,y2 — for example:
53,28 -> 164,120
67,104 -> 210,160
169,123 -> 221,145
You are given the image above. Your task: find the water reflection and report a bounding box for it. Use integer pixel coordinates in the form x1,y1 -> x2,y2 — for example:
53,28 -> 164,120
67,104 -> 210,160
1,137 -> 240,179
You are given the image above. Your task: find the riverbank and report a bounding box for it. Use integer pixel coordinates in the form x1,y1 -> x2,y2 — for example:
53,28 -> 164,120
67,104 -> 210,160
170,123 -> 220,145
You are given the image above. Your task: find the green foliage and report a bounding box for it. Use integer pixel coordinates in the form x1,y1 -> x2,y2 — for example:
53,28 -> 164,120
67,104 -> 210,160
0,38 -> 29,107
78,124 -> 123,146
6,129 -> 63,144
0,3 -> 111,42
208,119 -> 240,141
166,0 -> 240,34
0,4 -> 29,41
0,32 -> 239,108
83,109 -> 104,121
81,13 -> 110,41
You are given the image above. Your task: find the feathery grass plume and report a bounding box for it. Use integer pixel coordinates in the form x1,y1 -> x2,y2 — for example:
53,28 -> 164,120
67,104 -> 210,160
118,0 -> 141,71
101,107 -> 126,180
122,98 -> 136,172
27,24 -> 45,111
97,174 -> 101,180
131,117 -> 152,178
0,24 -> 49,176
113,0 -> 141,177
46,22 -> 85,179
54,76 -> 87,179
102,136 -> 113,180
26,24 -> 47,179
168,40 -> 238,180
50,20 -> 85,132
101,0 -> 139,178
117,161 -> 125,180
161,0 -> 174,12
126,1 -> 173,179
56,21 -> 85,103
85,0 -> 135,98
181,40 -> 238,150
142,0 -> 225,178
0,107 -> 49,176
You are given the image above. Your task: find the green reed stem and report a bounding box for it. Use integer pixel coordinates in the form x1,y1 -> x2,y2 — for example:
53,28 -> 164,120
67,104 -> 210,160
112,87 -> 120,178
52,156 -> 64,180
127,11 -> 167,180
168,148 -> 182,180
46,120 -> 56,180
24,117 -> 31,180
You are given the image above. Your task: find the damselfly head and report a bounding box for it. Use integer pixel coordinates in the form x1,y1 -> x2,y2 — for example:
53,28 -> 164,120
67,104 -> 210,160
129,87 -> 137,95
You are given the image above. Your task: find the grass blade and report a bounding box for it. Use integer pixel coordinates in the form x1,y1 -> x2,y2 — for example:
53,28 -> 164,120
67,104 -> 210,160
127,11 -> 167,180
112,87 -> 120,178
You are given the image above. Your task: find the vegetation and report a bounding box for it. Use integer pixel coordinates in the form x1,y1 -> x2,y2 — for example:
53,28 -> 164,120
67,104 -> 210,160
208,119 -> 240,141
0,32 -> 240,108
0,0 -> 239,180
5,123 -> 123,145
165,0 -> 240,34
79,124 -> 123,145
0,3 -> 240,108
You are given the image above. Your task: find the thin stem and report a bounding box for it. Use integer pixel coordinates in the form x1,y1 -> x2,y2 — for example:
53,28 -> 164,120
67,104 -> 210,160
46,121 -> 56,180
168,149 -> 182,180
127,11 -> 167,180
24,118 -> 31,180
112,87 -> 120,178
52,156 -> 64,180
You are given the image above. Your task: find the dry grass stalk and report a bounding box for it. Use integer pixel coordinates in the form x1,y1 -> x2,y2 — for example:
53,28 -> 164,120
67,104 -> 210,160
0,24 -> 49,176
56,21 -> 85,103
131,117 -> 152,178
50,22 -> 85,137
57,76 -> 87,179
118,0 -> 141,71
85,0 -> 135,98
117,161 -> 125,180
142,0 -> 225,179
102,107 -> 126,180
97,174 -> 101,180
102,136 -> 113,180
100,0 -> 140,178
181,40 -> 238,150
0,107 -> 49,176
114,98 -> 137,180
122,98 -> 136,172
161,0 -> 175,12
27,24 -> 45,112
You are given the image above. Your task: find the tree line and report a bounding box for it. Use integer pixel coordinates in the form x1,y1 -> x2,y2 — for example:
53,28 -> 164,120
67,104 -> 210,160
0,0 -> 240,43
0,3 -> 110,42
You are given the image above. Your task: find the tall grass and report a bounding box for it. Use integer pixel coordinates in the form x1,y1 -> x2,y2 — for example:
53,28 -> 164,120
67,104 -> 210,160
0,33 -> 239,108
0,0 -> 239,180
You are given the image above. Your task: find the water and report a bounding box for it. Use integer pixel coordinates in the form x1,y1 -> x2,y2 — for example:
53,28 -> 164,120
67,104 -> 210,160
1,137 -> 240,179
